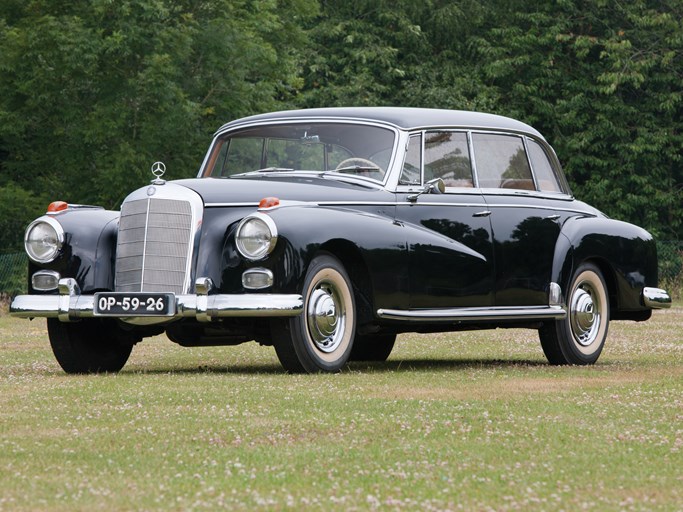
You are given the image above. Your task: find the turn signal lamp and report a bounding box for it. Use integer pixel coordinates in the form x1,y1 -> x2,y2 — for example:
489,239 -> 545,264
258,197 -> 280,209
47,201 -> 68,213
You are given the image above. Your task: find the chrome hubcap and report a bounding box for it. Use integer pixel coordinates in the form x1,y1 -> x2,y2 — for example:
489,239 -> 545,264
307,283 -> 345,353
570,284 -> 601,346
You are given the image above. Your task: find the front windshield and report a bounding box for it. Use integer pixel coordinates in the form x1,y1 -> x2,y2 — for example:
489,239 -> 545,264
203,122 -> 396,182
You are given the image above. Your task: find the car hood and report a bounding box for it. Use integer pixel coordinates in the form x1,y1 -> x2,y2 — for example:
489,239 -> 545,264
172,175 -> 393,204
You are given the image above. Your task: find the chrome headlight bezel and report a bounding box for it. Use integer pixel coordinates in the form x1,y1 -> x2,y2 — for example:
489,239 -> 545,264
24,216 -> 65,264
235,213 -> 278,261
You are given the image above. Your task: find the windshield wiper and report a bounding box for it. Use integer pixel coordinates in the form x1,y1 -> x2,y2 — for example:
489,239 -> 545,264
332,165 -> 381,173
233,167 -> 294,176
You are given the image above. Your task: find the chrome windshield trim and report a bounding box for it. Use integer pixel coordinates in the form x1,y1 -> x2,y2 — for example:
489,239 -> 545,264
199,119 -> 402,188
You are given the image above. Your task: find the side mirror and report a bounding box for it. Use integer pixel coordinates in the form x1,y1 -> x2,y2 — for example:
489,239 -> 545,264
407,178 -> 445,202
426,177 -> 445,194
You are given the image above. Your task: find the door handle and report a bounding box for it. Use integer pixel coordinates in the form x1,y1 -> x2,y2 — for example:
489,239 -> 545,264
472,210 -> 492,218
546,214 -> 561,221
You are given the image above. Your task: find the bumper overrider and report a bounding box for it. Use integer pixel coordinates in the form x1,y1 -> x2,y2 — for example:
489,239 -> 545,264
642,287 -> 672,309
10,278 -> 304,323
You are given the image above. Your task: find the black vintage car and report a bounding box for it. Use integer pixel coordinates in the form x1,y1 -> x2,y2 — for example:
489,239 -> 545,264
11,107 -> 671,373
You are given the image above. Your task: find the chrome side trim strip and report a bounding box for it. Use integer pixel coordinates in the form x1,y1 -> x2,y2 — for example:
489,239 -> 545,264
204,200 -> 594,217
205,202 -> 260,208
642,287 -> 672,309
376,305 -> 567,322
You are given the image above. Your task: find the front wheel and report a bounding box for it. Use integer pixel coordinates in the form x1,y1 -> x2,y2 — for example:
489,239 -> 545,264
539,263 -> 610,365
47,319 -> 134,374
272,253 -> 356,373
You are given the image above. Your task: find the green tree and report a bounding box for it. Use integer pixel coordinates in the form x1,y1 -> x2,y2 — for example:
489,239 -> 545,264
0,0 -> 316,214
474,0 -> 683,238
299,1 -> 498,109
301,1 -> 683,238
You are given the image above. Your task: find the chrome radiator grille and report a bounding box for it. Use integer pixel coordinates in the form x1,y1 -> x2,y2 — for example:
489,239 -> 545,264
115,197 -> 194,294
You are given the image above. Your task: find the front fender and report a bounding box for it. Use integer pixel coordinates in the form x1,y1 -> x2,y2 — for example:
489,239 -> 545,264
26,208 -> 120,294
552,216 -> 657,313
263,205 -> 409,309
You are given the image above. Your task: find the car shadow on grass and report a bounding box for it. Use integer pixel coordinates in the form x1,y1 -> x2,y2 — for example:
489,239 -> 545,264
124,358 -> 547,375
350,358 -> 548,372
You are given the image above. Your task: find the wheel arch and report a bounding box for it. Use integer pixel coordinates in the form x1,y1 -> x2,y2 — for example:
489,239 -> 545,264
581,256 -> 618,316
318,239 -> 375,327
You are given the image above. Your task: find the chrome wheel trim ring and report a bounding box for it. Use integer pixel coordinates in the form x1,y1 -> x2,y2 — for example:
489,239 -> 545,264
306,278 -> 347,354
569,275 -> 603,351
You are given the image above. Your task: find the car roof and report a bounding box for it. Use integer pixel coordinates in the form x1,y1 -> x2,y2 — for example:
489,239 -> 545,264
215,107 -> 545,140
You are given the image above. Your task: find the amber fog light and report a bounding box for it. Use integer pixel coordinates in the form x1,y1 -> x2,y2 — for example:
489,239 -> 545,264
242,268 -> 274,290
25,216 -> 64,263
31,270 -> 61,291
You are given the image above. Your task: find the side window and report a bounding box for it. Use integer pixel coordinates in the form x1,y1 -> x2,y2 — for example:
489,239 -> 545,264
527,139 -> 562,193
399,134 -> 422,185
472,133 -> 534,191
424,131 -> 473,188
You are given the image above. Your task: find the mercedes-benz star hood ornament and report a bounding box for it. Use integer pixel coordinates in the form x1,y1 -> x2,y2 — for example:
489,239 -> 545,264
150,161 -> 166,185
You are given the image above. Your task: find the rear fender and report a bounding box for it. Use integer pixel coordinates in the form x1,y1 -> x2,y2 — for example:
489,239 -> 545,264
552,216 -> 657,313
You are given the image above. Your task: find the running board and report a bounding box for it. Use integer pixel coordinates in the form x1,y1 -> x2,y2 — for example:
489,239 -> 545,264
376,305 -> 567,323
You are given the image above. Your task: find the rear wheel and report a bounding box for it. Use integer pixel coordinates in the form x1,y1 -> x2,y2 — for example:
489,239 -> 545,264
349,333 -> 396,362
539,263 -> 609,365
272,253 -> 356,373
47,319 -> 134,374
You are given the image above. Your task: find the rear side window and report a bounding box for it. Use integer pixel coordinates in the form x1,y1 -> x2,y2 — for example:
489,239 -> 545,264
527,138 -> 562,193
472,133 -> 534,191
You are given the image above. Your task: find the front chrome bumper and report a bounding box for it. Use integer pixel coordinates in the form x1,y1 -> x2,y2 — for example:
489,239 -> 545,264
642,287 -> 672,309
10,278 -> 304,323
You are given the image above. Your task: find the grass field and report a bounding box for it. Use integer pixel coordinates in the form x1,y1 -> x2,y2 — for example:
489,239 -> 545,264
1,309 -> 681,511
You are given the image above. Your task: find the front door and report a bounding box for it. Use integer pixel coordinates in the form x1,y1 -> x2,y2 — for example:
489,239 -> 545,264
395,131 -> 495,309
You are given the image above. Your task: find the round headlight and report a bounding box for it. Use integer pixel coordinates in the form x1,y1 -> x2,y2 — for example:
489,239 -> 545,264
235,213 -> 277,260
25,217 -> 64,263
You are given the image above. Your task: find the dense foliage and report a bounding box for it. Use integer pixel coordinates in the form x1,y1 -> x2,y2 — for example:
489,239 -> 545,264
0,0 -> 317,250
1,0 -> 681,251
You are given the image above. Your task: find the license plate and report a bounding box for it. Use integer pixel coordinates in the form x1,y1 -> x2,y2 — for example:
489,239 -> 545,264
94,292 -> 176,316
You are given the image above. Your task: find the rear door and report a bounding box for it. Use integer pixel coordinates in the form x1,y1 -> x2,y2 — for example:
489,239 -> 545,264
471,132 -> 572,306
